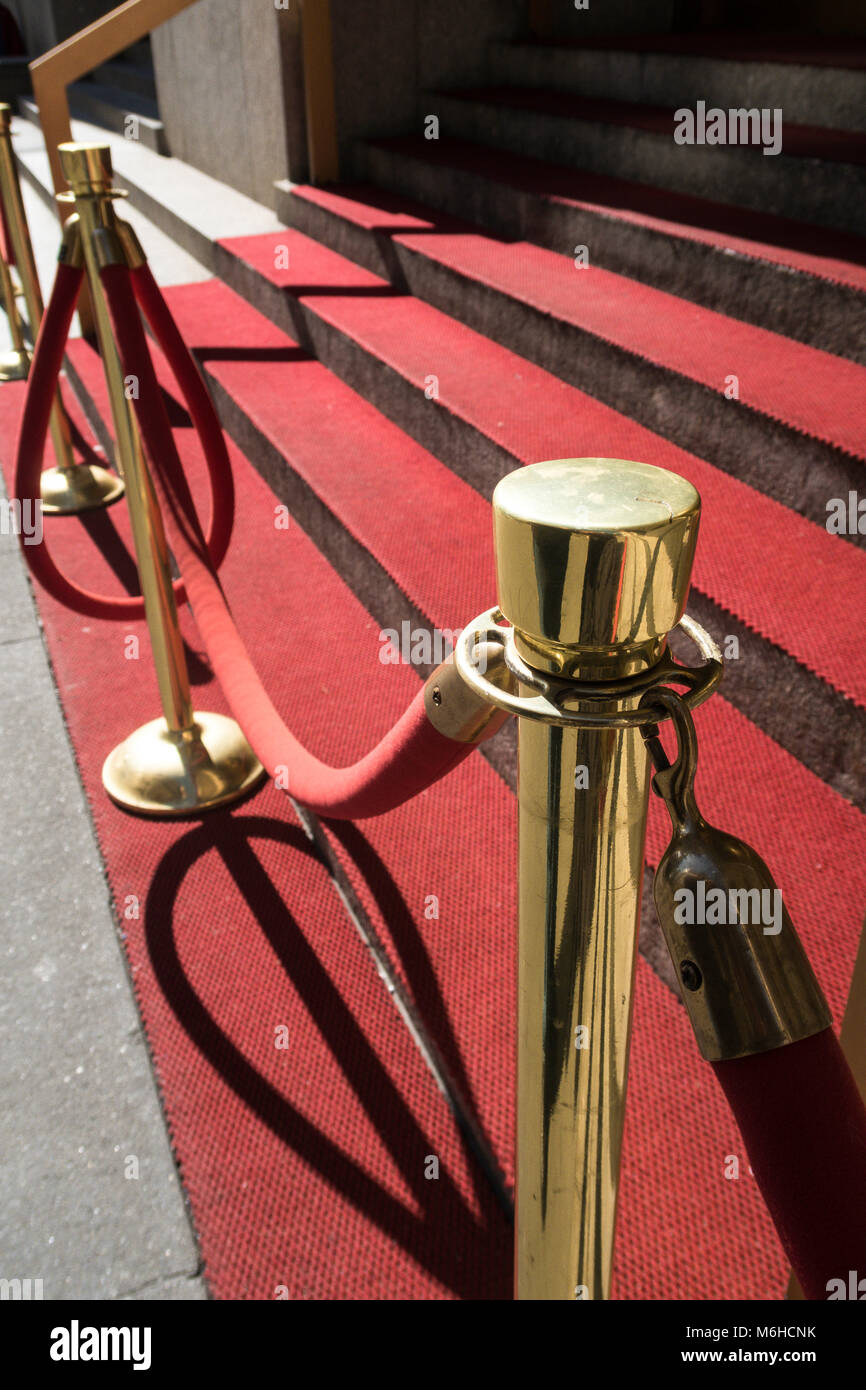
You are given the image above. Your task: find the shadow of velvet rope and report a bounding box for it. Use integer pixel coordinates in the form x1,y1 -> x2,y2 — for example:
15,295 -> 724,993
143,812 -> 512,1299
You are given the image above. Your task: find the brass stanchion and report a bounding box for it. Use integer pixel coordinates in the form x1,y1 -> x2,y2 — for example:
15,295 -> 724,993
0,212 -> 29,380
456,457 -> 716,1298
59,141 -> 263,816
0,104 -> 122,512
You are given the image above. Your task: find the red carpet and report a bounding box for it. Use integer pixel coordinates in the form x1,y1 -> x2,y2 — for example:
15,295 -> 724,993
297,168 -> 866,292
4,209 -> 864,1296
2,375 -> 512,1301
224,222 -> 866,458
169,267 -> 866,705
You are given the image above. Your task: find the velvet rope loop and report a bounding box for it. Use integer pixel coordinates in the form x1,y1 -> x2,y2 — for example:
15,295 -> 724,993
13,260 -> 234,621
92,260 -> 481,819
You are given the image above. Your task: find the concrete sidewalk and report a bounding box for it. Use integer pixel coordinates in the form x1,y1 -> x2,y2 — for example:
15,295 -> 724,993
0,164 -> 207,1301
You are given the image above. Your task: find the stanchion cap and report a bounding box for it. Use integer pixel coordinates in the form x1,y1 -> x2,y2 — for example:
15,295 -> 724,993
492,458 -> 700,678
58,142 -> 114,197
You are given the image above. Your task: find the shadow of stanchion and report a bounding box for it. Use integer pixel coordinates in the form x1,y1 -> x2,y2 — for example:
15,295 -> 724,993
64,398 -> 213,684
324,816 -> 511,1217
76,505 -> 144,595
144,811 -> 512,1299
70,503 -> 214,684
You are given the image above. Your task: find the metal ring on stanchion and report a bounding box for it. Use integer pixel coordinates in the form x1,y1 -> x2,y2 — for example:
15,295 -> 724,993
454,606 -> 723,729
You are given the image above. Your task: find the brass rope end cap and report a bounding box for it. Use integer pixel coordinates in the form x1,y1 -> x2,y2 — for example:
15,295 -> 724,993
493,458 -> 701,679
424,645 -> 515,744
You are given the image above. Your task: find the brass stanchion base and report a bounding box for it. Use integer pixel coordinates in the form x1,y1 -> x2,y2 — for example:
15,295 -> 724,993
40,462 -> 125,515
102,712 -> 265,817
0,347 -> 29,381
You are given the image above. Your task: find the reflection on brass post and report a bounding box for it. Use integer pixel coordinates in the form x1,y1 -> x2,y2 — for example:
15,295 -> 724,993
59,142 -> 263,815
0,103 -> 123,511
492,458 -> 701,1299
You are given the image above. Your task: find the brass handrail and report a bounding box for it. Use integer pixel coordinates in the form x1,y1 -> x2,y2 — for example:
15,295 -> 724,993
31,0 -> 198,210
29,0 -> 338,212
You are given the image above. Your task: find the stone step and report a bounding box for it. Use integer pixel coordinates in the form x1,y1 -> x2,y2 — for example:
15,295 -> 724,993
63,267 -> 866,809
206,223 -> 866,709
423,86 -> 866,237
17,102 -> 863,545
488,38 -> 866,133
249,195 -> 865,542
65,81 -> 169,156
10,115 -> 213,290
354,136 -> 866,364
14,104 -> 279,271
89,59 -> 158,103
532,28 -> 866,69
18,89 -> 167,160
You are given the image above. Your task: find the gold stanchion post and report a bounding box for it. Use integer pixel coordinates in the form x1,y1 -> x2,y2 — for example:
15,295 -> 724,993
458,457 -> 704,1298
0,104 -> 123,512
59,141 -> 263,816
0,212 -> 29,380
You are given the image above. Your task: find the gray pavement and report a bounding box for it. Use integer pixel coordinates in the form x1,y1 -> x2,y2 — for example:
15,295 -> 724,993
0,135 -> 208,1301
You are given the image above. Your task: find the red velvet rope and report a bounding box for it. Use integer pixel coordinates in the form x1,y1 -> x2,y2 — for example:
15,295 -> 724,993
712,1027 -> 866,1300
99,261 -> 480,818
1,200 -> 15,267
13,261 -> 234,620
131,261 -> 233,570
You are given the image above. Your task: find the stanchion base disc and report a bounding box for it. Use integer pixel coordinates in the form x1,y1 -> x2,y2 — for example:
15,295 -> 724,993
40,464 -> 125,514
102,712 -> 265,817
0,348 -> 29,382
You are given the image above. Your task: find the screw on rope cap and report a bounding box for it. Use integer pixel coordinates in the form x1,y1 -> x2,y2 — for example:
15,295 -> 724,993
638,687 -> 831,1061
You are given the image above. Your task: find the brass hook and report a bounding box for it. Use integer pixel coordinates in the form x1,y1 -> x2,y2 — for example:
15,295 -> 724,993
638,685 -> 703,832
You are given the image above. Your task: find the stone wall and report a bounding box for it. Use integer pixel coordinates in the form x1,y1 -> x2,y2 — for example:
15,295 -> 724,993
150,0 -> 527,199
151,0 -> 305,207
